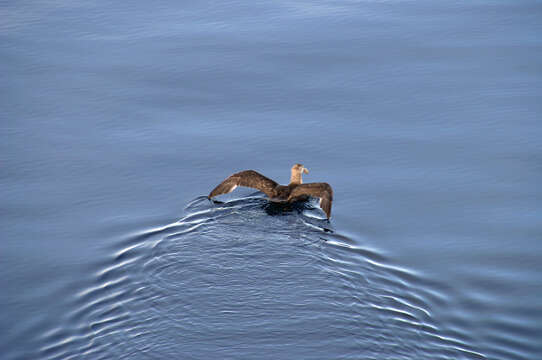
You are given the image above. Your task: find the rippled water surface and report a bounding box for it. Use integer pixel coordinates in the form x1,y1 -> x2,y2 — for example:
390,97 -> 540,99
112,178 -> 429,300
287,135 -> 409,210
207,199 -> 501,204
2,1 -> 542,359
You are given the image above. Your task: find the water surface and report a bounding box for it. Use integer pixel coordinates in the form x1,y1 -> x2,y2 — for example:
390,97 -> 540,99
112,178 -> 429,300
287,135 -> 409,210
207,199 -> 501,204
2,1 -> 542,359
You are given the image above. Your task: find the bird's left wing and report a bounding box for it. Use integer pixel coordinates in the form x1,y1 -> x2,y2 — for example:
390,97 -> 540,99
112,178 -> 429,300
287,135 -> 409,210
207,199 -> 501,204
208,170 -> 278,199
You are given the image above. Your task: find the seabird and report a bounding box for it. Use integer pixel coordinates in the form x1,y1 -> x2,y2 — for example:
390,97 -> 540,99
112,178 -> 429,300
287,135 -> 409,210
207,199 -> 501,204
208,164 -> 333,219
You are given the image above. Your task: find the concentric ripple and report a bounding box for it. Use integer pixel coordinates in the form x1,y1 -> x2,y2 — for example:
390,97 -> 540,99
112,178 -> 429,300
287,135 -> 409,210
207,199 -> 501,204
37,196 -> 486,359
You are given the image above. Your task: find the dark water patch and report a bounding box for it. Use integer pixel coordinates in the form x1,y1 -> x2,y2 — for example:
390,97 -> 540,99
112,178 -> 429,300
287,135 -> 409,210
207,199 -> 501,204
35,196 -> 488,359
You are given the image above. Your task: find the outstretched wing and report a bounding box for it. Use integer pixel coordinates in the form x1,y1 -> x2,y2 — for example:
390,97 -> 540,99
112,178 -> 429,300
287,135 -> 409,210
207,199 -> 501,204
288,182 -> 333,219
208,170 -> 278,199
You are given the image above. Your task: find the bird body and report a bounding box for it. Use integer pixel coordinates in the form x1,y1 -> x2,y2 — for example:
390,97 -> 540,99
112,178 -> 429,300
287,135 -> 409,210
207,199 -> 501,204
208,164 -> 333,218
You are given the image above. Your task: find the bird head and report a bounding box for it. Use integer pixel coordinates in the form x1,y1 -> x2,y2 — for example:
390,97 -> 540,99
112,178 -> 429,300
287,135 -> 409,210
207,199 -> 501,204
293,163 -> 309,174
290,163 -> 309,184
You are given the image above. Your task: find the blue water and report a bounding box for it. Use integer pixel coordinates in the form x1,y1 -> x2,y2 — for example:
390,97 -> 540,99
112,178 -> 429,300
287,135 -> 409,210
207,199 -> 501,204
2,1 -> 542,359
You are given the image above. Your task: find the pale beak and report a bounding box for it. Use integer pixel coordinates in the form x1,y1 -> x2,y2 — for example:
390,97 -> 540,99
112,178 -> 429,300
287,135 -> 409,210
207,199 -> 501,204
303,167 -> 309,174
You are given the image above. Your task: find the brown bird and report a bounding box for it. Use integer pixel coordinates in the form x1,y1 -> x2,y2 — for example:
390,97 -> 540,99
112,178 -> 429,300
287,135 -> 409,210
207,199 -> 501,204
208,164 -> 333,219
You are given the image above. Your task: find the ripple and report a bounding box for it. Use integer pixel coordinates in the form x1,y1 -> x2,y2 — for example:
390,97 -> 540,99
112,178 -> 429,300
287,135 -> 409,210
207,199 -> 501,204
36,196 -> 487,359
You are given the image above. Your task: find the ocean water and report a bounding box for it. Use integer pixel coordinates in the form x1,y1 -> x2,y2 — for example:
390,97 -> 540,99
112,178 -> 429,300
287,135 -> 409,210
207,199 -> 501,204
2,1 -> 541,359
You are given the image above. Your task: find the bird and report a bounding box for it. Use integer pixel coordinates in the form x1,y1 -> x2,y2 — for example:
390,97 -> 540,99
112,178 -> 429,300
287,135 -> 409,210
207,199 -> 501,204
208,164 -> 333,219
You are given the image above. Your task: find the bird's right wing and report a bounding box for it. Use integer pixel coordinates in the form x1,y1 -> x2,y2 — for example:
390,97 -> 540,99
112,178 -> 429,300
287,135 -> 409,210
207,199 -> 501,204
288,182 -> 333,219
208,170 -> 278,199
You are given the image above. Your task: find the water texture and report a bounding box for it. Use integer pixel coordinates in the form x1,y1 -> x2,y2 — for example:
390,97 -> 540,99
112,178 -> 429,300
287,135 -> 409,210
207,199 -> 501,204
2,1 -> 542,359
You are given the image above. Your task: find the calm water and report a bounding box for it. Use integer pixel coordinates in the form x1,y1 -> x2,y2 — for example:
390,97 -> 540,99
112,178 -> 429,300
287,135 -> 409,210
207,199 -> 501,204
2,1 -> 542,359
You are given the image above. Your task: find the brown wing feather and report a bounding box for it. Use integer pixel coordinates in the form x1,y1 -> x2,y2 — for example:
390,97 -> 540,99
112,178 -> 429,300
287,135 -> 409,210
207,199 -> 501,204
208,170 -> 278,199
287,182 -> 333,219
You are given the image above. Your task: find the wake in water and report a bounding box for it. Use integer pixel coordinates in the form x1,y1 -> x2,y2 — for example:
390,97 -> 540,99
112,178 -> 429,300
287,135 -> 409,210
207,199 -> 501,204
35,196 -> 486,360
186,193 -> 334,233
